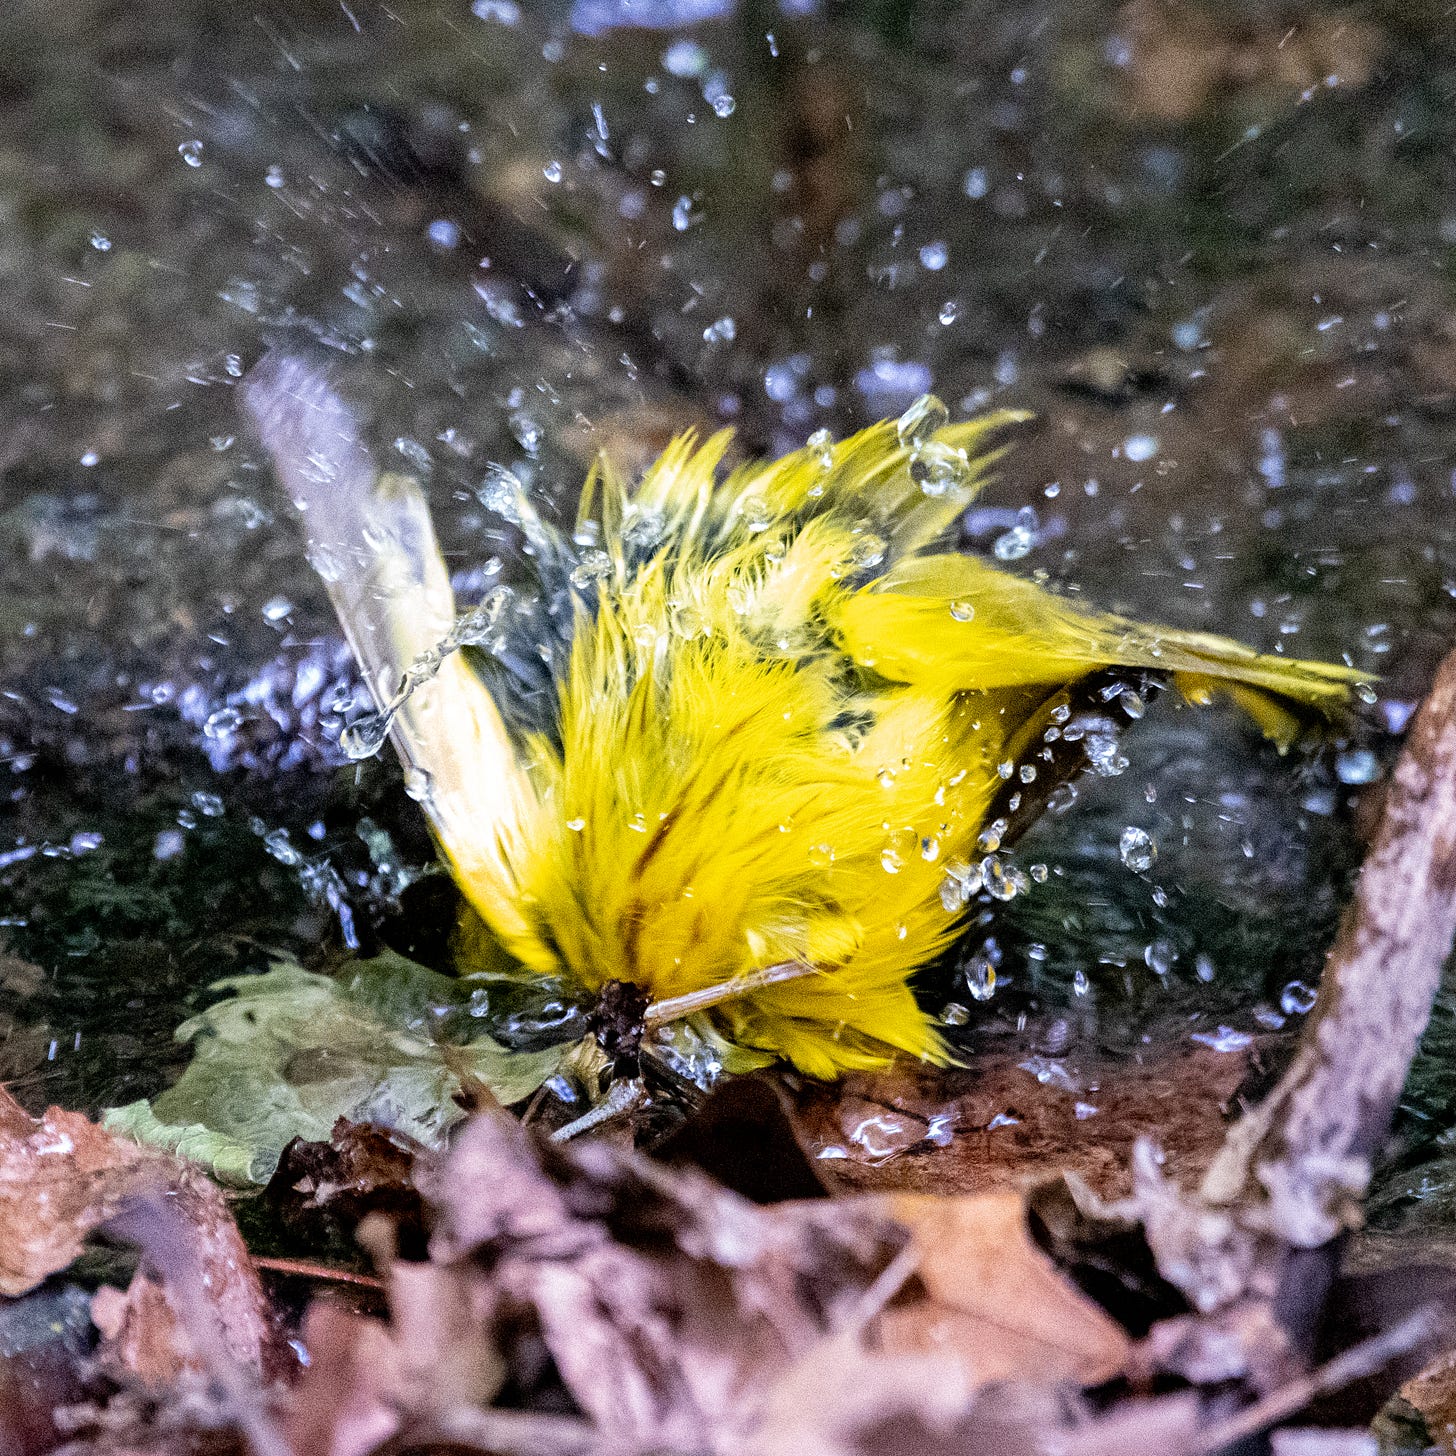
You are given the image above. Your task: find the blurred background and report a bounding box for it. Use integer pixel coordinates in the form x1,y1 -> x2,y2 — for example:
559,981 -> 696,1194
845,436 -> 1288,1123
0,0 -> 1452,1215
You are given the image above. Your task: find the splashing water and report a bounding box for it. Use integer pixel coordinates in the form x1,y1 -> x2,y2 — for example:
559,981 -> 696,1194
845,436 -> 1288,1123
339,587 -> 512,761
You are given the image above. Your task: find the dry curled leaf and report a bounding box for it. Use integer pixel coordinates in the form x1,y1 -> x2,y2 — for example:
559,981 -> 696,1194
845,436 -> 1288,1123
265,1118 -> 427,1258
0,1086 -> 268,1389
876,1190 -> 1131,1388
423,1111 -> 904,1449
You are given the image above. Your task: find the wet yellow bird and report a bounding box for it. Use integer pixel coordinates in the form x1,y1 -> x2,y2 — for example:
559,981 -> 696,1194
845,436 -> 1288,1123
244,360 -> 1362,1080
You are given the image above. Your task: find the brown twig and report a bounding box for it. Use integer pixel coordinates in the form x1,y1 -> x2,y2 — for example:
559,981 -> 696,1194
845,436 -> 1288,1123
251,1254 -> 385,1291
380,1407 -> 670,1456
1126,648 -> 1456,1365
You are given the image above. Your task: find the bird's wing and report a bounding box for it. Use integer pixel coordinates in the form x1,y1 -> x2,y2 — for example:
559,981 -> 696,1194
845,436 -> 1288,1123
240,352 -> 539,947
834,552 -> 1363,747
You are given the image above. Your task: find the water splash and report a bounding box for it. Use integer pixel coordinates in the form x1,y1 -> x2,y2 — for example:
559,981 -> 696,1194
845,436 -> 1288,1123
339,587 -> 512,762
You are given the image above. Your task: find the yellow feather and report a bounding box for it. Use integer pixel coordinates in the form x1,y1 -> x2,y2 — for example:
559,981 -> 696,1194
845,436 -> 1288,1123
246,363 -> 1366,1079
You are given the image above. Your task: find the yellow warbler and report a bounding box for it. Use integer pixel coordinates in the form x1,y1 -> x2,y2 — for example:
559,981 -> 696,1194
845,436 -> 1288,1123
244,359 -> 1362,1079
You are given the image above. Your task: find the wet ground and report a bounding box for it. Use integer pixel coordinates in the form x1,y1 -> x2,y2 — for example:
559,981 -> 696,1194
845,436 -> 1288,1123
1,0 -> 1454,1217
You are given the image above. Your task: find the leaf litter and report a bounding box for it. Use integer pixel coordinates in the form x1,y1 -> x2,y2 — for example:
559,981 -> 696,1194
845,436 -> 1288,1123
5,544 -> 1456,1456
102,951 -> 569,1183
8,657 -> 1456,1454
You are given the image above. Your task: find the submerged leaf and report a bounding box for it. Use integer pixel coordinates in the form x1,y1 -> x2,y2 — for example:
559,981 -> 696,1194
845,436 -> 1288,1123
105,954 -> 571,1182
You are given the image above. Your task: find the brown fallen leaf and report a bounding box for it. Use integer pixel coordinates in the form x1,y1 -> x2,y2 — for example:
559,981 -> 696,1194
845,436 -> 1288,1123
423,1111 -> 905,1450
265,1118 -> 428,1259
0,1085 -> 269,1388
875,1190 -> 1131,1388
278,1251 -> 503,1456
1402,1352 -> 1456,1453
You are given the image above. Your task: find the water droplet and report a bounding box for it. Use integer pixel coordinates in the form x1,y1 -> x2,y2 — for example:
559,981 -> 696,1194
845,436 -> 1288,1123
672,195 -> 697,231
452,587 -> 511,646
965,955 -> 996,1001
918,240 -> 948,271
941,1002 -> 969,1027
847,1110 -> 919,1162
976,818 -> 1006,853
881,827 -> 916,874
570,549 -> 613,589
949,600 -> 975,622
910,439 -> 969,496
703,72 -> 736,117
1029,862 -> 1048,883
265,164 -> 286,189
307,543 -> 345,583
1281,979 -> 1317,1015
1355,682 -> 1377,705
203,706 -> 243,739
1191,1026 -> 1253,1053
1076,715 -> 1128,777
476,465 -> 525,522
939,858 -> 982,910
1144,938 -> 1174,976
542,160 -> 563,182
848,533 -> 886,571
394,436 -> 431,471
1123,433 -> 1158,462
262,595 -> 293,624
403,768 -> 432,802
340,711 -> 390,760
981,854 -> 1024,901
1018,764 -> 1036,784
992,506 -> 1038,561
702,315 -> 736,345
1335,748 -> 1379,785
509,411 -> 543,454
178,140 -> 204,168
190,791 -> 225,818
736,496 -> 772,534
1072,969 -> 1089,996
1120,687 -> 1146,719
938,299 -> 960,325
806,427 -> 835,472
90,231 -> 112,252
896,393 -> 949,450
1119,826 -> 1157,872
566,817 -> 586,833
263,828 -> 301,865
663,37 -> 708,76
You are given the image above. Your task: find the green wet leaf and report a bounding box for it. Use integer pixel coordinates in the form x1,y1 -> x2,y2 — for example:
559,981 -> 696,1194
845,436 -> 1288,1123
103,953 -> 571,1183
101,1103 -> 264,1186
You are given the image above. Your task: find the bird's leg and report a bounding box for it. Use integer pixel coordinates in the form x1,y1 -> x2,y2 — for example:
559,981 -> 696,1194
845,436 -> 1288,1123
642,960 -> 822,1027
549,1076 -> 648,1142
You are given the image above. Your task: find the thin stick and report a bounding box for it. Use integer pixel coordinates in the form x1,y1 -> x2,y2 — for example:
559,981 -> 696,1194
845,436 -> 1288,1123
1185,1305 -> 1447,1455
1183,649 -> 1456,1345
251,1254 -> 385,1291
381,1406 -> 670,1456
643,960 -> 821,1026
